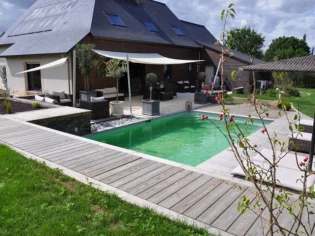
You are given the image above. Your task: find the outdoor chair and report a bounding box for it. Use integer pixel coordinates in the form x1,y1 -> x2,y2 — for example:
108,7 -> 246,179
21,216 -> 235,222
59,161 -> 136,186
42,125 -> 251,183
176,80 -> 190,92
160,84 -> 174,101
48,91 -> 72,106
80,98 -> 110,120
288,132 -> 312,153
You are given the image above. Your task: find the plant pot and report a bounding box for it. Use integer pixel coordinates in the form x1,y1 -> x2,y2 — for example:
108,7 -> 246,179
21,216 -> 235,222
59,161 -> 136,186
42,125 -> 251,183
142,99 -> 160,116
207,95 -> 217,104
194,92 -> 207,104
110,101 -> 124,116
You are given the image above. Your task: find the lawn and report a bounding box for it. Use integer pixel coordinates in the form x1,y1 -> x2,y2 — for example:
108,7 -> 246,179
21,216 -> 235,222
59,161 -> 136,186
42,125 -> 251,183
0,144 -> 210,236
231,88 -> 315,117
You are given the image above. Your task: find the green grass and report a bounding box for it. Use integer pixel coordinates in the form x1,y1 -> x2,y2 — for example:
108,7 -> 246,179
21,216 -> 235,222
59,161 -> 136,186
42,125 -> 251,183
231,88 -> 315,117
0,145 -> 210,236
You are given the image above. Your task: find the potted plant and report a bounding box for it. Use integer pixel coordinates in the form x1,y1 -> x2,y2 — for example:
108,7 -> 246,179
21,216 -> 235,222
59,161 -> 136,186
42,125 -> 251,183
76,43 -> 99,102
142,73 -> 160,116
194,72 -> 208,104
105,58 -> 127,116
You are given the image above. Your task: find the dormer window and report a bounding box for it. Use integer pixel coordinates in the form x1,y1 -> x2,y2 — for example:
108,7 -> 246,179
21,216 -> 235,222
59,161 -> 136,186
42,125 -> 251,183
143,21 -> 159,32
171,26 -> 184,36
104,12 -> 126,27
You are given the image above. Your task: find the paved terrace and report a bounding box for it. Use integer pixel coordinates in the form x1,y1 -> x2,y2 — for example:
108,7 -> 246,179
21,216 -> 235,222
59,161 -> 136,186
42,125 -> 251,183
0,100 -> 314,236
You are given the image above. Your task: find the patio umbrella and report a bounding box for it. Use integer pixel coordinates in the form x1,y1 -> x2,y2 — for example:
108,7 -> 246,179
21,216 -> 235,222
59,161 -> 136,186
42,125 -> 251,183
242,55 -> 315,170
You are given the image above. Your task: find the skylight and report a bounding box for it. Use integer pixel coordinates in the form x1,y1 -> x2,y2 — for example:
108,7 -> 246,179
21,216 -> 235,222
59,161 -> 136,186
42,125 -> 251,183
105,13 -> 126,27
143,21 -> 159,32
171,26 -> 184,36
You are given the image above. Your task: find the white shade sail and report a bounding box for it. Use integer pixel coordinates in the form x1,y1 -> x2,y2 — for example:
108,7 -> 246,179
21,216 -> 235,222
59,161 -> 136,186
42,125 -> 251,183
16,57 -> 68,74
92,50 -> 203,64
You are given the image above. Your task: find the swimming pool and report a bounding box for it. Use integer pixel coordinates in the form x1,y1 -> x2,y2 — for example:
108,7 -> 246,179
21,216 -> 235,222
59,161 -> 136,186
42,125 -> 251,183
87,112 -> 271,167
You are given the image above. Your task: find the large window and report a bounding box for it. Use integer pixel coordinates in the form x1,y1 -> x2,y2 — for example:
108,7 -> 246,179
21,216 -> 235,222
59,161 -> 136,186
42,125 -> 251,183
171,26 -> 185,36
26,63 -> 41,91
143,21 -> 159,32
104,12 -> 126,27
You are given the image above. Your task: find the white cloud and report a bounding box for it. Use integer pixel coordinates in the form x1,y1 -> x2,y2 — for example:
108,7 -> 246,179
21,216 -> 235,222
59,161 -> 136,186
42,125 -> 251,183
159,0 -> 315,51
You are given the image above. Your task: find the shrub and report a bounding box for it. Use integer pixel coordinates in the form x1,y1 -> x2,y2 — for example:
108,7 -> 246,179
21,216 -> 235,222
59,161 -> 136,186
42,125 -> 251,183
197,72 -> 206,82
283,102 -> 291,111
285,87 -> 300,97
6,101 -> 12,114
32,102 -> 41,109
2,97 -> 9,109
264,89 -> 277,97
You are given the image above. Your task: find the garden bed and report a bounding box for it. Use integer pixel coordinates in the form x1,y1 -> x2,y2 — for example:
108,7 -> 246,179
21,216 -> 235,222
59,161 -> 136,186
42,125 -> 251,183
0,98 -> 50,115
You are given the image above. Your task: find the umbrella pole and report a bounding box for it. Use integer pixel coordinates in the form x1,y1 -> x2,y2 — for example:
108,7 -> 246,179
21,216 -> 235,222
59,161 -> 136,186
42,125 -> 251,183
308,112 -> 315,170
72,49 -> 77,107
126,54 -> 132,115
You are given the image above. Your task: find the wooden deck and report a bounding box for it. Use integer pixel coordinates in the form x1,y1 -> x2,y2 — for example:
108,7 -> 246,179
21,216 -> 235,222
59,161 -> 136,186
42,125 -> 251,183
0,116 -> 314,236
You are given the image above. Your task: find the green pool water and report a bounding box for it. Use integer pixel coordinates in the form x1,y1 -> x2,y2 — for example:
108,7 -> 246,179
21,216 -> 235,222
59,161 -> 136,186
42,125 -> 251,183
87,112 -> 270,167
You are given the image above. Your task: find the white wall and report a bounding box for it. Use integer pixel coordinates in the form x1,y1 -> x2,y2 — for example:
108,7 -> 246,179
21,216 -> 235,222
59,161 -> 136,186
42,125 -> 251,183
6,55 -> 70,96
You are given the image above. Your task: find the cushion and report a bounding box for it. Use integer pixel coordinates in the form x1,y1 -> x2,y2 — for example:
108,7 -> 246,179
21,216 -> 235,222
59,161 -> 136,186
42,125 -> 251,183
103,93 -> 124,99
59,99 -> 72,104
177,81 -> 183,84
91,97 -> 104,102
35,95 -> 44,102
183,80 -> 190,84
53,91 -> 66,99
106,87 -> 117,94
44,97 -> 57,104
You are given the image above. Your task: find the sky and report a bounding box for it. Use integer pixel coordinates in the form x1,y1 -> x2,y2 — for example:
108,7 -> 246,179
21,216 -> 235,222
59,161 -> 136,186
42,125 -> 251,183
0,0 -> 314,52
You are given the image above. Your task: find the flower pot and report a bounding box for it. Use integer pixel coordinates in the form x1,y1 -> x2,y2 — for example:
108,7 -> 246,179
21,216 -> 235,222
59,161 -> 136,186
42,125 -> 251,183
110,101 -> 124,116
207,95 -> 217,104
194,92 -> 207,104
142,99 -> 160,116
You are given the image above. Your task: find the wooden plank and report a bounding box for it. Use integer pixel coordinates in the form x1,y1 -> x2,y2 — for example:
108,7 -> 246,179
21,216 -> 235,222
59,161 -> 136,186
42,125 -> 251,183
95,159 -> 154,182
47,144 -> 102,162
127,167 -> 183,196
33,141 -> 84,155
196,185 -> 247,225
137,169 -> 192,200
171,177 -> 224,214
61,149 -> 117,167
158,174 -> 212,209
40,143 -> 92,158
85,155 -> 141,178
109,162 -> 165,188
1,131 -> 49,143
53,146 -> 106,164
148,171 -> 203,205
17,137 -> 76,150
73,152 -> 128,172
0,127 -> 37,139
245,207 -> 270,236
182,181 -> 235,220
290,207 -> 315,235
118,164 -> 172,192
213,189 -> 257,232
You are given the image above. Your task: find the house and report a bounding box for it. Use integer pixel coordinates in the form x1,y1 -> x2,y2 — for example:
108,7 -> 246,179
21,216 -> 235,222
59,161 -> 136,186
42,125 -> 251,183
0,0 -> 263,97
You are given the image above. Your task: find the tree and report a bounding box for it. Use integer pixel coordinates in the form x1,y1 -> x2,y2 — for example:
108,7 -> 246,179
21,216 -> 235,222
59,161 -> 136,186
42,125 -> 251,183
227,26 -> 265,104
265,36 -> 310,61
227,26 -> 265,60
105,59 -> 127,102
213,4 -> 315,235
76,43 -> 99,91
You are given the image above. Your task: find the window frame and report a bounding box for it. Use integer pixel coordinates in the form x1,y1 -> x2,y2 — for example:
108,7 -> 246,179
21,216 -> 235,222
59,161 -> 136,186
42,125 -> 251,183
171,25 -> 185,36
104,12 -> 126,27
142,20 -> 159,32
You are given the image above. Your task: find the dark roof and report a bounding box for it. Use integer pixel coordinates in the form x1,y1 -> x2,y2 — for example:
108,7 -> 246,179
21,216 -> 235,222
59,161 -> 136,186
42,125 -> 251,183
0,0 -> 95,57
242,55 -> 315,72
90,0 -> 201,48
180,20 -> 265,64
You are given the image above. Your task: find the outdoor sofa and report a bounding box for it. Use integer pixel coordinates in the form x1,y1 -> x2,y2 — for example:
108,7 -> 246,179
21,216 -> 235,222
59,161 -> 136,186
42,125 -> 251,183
95,87 -> 124,101
288,132 -> 312,153
299,119 -> 313,133
80,97 -> 110,120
